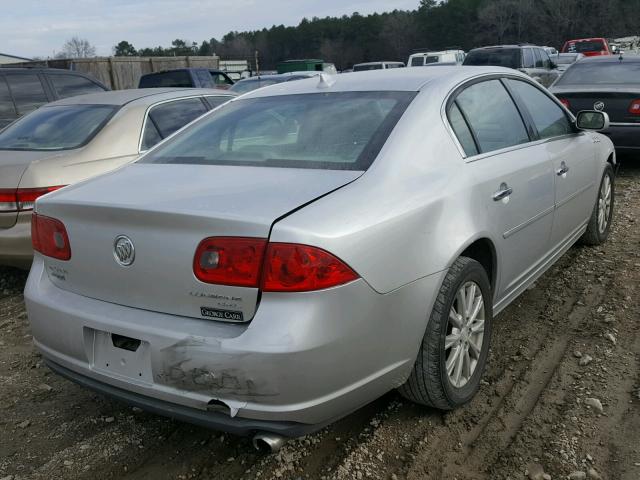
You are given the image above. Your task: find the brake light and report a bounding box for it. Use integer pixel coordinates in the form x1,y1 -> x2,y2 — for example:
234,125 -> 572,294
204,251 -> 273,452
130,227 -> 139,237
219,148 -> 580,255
193,237 -> 359,291
0,186 -> 65,213
629,99 -> 640,115
31,213 -> 71,260
194,237 -> 267,287
262,243 -> 358,292
559,98 -> 571,109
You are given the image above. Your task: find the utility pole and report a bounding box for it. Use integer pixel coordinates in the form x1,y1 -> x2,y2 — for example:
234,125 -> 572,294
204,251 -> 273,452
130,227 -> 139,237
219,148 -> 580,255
255,50 -> 260,76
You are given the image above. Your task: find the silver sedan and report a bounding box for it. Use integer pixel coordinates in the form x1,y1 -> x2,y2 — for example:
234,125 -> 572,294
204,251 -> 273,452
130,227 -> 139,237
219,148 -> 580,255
25,67 -> 615,450
0,88 -> 235,268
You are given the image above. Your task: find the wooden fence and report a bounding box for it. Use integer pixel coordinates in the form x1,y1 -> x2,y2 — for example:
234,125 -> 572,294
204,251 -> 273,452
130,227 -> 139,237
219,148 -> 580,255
3,56 -> 220,90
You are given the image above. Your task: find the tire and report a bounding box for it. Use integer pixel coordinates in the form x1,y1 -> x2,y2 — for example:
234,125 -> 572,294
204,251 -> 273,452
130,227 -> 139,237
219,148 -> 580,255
398,256 -> 492,410
581,164 -> 615,246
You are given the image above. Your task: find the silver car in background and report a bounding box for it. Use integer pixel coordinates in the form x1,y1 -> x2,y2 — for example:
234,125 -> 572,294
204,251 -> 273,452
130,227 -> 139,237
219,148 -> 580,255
25,68 -> 615,450
0,88 -> 235,268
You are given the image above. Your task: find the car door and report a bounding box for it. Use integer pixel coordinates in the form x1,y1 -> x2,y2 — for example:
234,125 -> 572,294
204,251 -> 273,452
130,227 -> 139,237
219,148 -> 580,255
538,48 -> 560,87
449,78 -> 556,301
505,78 -> 599,249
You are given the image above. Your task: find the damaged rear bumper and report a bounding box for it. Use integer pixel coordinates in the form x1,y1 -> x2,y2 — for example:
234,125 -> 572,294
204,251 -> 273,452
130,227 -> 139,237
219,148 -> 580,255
25,255 -> 444,434
45,358 -> 320,437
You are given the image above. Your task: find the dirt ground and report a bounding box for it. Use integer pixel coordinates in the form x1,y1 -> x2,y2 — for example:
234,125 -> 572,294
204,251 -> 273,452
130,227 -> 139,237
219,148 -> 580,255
1,162 -> 639,480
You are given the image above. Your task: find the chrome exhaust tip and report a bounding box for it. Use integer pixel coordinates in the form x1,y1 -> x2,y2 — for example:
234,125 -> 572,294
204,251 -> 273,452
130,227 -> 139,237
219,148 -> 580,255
252,432 -> 287,453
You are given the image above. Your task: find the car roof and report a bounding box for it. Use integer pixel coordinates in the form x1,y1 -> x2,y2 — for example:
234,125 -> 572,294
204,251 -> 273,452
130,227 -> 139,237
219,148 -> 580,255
469,45 -> 531,51
355,61 -> 404,66
241,66 -> 520,98
45,88 -> 235,107
564,38 -> 607,43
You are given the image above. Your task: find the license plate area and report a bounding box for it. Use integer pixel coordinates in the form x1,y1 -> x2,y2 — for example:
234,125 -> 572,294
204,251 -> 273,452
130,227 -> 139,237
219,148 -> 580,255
88,329 -> 153,384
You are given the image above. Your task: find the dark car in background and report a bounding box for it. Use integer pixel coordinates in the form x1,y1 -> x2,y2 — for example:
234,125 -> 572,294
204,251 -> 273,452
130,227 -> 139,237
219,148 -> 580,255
0,68 -> 108,129
463,45 -> 560,87
554,53 -> 585,73
551,55 -> 640,154
138,68 -> 234,90
229,71 -> 322,94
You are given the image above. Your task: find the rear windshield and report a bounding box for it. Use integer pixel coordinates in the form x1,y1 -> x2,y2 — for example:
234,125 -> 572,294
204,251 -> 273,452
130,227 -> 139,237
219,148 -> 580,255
141,91 -> 415,170
565,40 -> 605,53
555,61 -> 640,85
464,49 -> 520,69
0,104 -> 116,151
139,71 -> 192,88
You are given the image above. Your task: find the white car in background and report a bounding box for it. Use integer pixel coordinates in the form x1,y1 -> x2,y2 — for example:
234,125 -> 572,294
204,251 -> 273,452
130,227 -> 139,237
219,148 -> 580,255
408,49 -> 465,66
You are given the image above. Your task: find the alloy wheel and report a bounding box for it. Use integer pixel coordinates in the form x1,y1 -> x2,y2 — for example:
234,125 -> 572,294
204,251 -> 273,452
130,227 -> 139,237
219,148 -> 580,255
445,281 -> 485,388
597,174 -> 612,234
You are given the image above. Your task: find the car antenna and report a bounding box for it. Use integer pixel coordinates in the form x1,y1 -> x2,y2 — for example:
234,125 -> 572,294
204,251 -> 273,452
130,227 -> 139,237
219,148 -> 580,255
317,72 -> 336,89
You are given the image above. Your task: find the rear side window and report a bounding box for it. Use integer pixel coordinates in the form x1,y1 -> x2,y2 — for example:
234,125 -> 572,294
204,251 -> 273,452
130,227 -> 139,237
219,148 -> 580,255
5,74 -> 48,115
533,49 -> 544,68
142,91 -> 415,171
49,74 -> 104,99
507,80 -> 572,139
448,103 -> 478,156
453,79 -> 529,154
195,70 -> 213,88
410,57 -> 424,66
211,72 -> 233,85
141,98 -> 208,149
204,95 -> 231,109
139,71 -> 192,88
523,49 -> 535,68
0,104 -> 115,151
425,56 -> 439,64
0,76 -> 16,117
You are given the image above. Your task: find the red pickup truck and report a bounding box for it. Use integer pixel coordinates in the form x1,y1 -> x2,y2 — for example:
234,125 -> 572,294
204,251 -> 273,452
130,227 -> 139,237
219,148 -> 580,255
561,38 -> 612,56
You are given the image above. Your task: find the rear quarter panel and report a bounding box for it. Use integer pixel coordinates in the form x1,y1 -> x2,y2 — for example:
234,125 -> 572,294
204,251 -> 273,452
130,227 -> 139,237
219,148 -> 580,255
269,83 -> 501,294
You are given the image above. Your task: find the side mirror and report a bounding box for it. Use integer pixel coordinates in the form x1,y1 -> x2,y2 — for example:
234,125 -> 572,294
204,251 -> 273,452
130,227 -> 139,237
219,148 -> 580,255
576,110 -> 610,131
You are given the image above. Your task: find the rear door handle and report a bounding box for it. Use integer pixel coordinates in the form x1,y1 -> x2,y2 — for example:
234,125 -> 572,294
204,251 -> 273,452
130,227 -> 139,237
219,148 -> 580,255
493,183 -> 513,201
556,161 -> 570,176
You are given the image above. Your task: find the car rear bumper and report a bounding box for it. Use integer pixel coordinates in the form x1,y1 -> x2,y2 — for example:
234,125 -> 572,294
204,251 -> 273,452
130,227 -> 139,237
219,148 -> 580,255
0,212 -> 33,269
602,124 -> 640,152
25,256 -> 444,434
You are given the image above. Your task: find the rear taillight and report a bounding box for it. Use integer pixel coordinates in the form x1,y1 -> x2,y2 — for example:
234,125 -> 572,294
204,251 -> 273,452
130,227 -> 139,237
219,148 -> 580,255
559,98 -> 571,109
262,243 -> 359,292
194,237 -> 268,287
31,212 -> 71,260
629,99 -> 640,115
0,186 -> 65,213
193,237 -> 359,291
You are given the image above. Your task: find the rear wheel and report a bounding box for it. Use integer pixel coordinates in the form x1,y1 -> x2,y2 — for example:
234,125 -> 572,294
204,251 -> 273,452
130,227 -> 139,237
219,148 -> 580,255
399,256 -> 492,409
581,164 -> 614,246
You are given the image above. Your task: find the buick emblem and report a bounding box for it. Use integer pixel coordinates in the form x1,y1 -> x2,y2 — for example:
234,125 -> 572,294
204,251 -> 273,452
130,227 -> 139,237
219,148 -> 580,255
594,101 -> 605,111
113,235 -> 135,266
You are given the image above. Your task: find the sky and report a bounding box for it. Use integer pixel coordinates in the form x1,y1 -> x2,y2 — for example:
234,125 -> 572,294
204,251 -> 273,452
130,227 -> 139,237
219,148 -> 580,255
1,0 -> 419,58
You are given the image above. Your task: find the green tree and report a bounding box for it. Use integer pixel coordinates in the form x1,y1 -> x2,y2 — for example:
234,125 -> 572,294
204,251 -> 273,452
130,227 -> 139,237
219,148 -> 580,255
114,40 -> 137,56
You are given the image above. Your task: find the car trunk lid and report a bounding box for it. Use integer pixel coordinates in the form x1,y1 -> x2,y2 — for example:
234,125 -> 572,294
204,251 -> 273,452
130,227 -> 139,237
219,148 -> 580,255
553,87 -> 640,123
35,163 -> 361,322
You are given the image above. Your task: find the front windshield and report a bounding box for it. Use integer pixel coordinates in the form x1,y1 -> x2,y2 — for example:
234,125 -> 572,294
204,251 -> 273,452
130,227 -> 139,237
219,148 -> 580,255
0,104 -> 116,151
141,91 -> 414,171
555,61 -> 640,85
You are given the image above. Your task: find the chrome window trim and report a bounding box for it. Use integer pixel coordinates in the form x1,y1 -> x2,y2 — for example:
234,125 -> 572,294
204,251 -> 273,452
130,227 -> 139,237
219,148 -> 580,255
609,122 -> 640,127
441,73 -> 579,163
